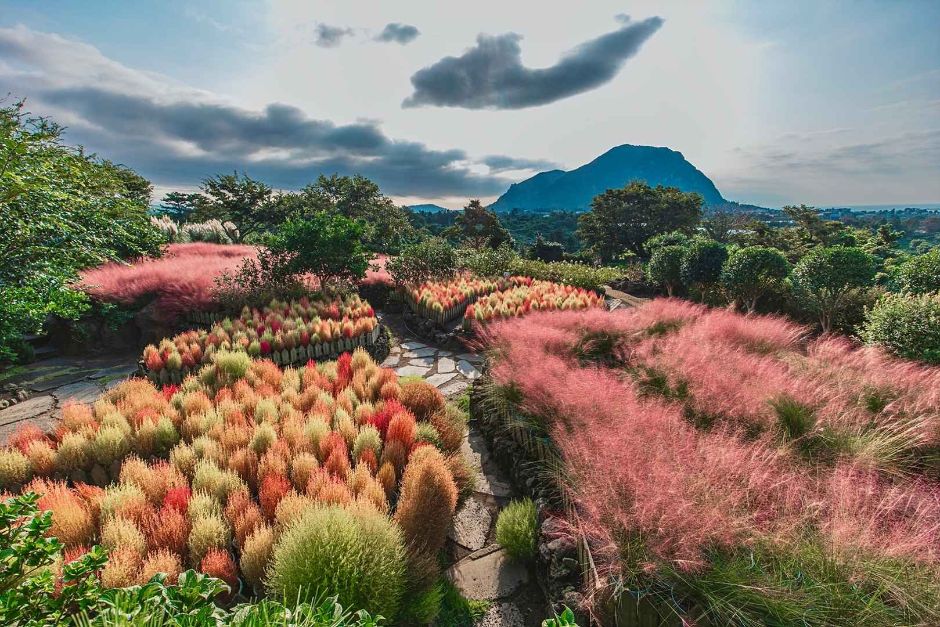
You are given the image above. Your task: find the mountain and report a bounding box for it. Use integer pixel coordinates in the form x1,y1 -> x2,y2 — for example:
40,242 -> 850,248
490,144 -> 726,212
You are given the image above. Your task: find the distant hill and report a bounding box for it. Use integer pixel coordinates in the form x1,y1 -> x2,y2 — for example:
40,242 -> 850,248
406,203 -> 453,212
490,144 -> 727,212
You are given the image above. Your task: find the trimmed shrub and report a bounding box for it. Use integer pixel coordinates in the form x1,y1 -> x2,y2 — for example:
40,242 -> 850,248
0,449 -> 31,489
399,380 -> 445,421
101,516 -> 147,558
495,498 -> 537,561
240,524 -> 274,592
144,505 -> 190,555
199,548 -> 238,589
267,505 -> 407,620
188,513 -> 230,564
100,548 -> 140,589
137,549 -> 183,585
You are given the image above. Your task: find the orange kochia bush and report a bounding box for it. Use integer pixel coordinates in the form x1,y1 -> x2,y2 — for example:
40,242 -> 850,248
1,348 -> 468,590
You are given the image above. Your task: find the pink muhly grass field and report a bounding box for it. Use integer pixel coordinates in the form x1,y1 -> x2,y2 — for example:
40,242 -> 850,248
79,243 -> 256,320
362,254 -> 393,287
480,301 -> 940,578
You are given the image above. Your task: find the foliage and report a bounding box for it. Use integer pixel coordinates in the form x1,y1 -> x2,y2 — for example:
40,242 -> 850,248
443,200 -> 513,249
895,248 -> 940,294
191,172 -> 280,243
435,579 -> 490,627
542,607 -> 579,627
0,493 -> 108,625
465,279 -> 605,328
281,174 -> 412,253
529,234 -> 566,262
0,101 -> 163,362
791,246 -> 878,332
458,244 -> 517,277
680,239 -> 728,296
386,237 -> 457,286
577,182 -> 702,262
267,505 -> 406,621
509,258 -> 623,291
720,246 -> 790,312
862,292 -> 940,364
266,214 -> 370,289
495,498 -> 537,561
646,245 -> 686,296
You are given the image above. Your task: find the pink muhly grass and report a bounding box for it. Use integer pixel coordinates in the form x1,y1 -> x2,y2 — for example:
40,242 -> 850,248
79,243 -> 257,321
361,254 -> 393,287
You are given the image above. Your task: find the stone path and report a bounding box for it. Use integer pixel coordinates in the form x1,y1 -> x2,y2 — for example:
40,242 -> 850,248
0,354 -> 139,444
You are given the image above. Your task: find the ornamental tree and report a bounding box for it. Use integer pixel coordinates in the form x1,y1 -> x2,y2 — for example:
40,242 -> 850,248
791,246 -> 877,333
647,245 -> 687,296
680,239 -> 727,299
721,246 -> 790,312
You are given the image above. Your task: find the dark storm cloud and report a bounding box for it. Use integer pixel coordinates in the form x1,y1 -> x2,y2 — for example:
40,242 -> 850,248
403,16 -> 663,109
375,23 -> 420,44
481,154 -> 558,173
32,87 -> 510,196
313,23 -> 354,48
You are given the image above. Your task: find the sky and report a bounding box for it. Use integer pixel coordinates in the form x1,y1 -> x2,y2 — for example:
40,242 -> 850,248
0,0 -> 938,208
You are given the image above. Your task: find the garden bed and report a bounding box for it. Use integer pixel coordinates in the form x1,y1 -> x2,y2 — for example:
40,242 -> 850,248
0,348 -> 474,623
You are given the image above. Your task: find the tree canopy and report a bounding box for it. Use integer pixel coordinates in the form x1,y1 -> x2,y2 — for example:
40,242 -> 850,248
577,182 -> 702,262
443,199 -> 513,249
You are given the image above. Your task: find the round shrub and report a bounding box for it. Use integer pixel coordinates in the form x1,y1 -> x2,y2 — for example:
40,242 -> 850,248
0,449 -> 31,489
267,505 -> 407,621
101,516 -> 147,558
399,380 -> 445,421
240,524 -> 274,592
188,513 -> 230,564
861,292 -> 940,364
137,549 -> 183,585
495,498 -> 537,561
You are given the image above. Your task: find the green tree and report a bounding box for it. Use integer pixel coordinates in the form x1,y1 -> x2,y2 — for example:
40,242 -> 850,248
645,230 -> 692,253
680,239 -> 728,299
443,200 -> 513,249
387,237 -> 458,286
577,182 -> 702,262
284,174 -> 412,252
861,292 -> 940,364
895,248 -> 940,294
702,210 -> 750,244
266,213 -> 369,288
791,246 -> 878,333
721,246 -> 791,312
529,234 -> 565,262
158,191 -> 203,222
647,245 -> 687,296
194,172 -> 280,242
0,102 -> 163,362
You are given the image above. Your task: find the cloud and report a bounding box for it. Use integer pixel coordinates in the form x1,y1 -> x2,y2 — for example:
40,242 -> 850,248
403,15 -> 663,109
0,25 -> 540,199
481,154 -> 558,173
313,23 -> 353,48
375,23 -> 420,45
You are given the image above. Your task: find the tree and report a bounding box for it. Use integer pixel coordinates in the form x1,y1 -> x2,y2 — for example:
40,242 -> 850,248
645,230 -> 692,253
895,248 -> 940,294
529,234 -> 564,262
720,246 -> 790,312
265,213 -> 369,288
791,246 -> 877,333
386,237 -> 458,286
443,200 -> 513,249
0,101 -> 163,362
283,174 -> 412,252
702,210 -> 750,244
680,239 -> 728,299
861,292 -> 940,364
647,245 -> 686,296
577,182 -> 702,262
783,205 -> 857,248
195,172 -> 280,242
158,191 -> 203,222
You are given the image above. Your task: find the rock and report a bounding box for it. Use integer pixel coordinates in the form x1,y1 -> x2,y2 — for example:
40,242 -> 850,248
441,380 -> 470,397
403,347 -> 437,358
457,360 -> 481,380
457,353 -> 484,363
426,372 -> 458,388
478,602 -> 526,627
437,357 -> 456,373
446,548 -> 529,601
408,356 -> 436,368
400,341 -> 428,351
0,394 -> 55,427
53,380 -> 103,405
395,365 -> 431,377
381,355 -> 400,367
88,364 -> 138,380
448,498 -> 492,551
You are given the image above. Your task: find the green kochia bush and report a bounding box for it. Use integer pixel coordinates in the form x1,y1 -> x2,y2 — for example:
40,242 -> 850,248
267,505 -> 407,621
495,498 -> 537,561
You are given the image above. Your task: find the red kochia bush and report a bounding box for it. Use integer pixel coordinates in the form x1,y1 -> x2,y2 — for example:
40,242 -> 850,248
79,243 -> 257,321
258,473 -> 291,521
199,548 -> 239,589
